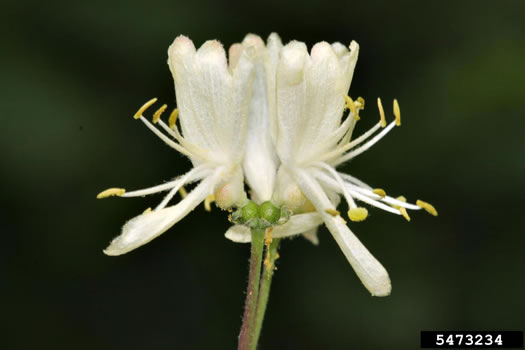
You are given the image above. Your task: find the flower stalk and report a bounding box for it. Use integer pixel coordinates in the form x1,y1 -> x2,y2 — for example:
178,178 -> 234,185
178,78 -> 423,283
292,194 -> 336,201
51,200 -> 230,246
253,237 -> 281,346
237,200 -> 283,350
238,227 -> 265,350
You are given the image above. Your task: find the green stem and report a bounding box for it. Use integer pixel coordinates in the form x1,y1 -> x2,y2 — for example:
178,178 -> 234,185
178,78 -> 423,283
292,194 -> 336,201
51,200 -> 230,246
238,228 -> 265,350
252,238 -> 281,348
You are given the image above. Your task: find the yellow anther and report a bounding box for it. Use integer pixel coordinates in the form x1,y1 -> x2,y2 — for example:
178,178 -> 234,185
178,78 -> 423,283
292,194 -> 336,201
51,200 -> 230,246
344,95 -> 360,120
393,99 -> 401,126
399,207 -> 411,222
96,188 -> 125,199
373,188 -> 386,197
396,195 -> 407,203
393,196 -> 410,221
356,96 -> 365,109
377,97 -> 387,128
168,108 -> 179,130
204,194 -> 215,212
152,104 -> 167,124
134,98 -> 158,120
416,200 -> 438,216
178,186 -> 188,198
348,207 -> 368,222
325,208 -> 340,216
143,207 -> 152,214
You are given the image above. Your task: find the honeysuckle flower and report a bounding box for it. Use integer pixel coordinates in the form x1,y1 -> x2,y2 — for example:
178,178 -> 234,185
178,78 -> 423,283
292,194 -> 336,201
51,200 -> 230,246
226,33 -> 328,245
226,37 -> 437,297
97,35 -> 257,256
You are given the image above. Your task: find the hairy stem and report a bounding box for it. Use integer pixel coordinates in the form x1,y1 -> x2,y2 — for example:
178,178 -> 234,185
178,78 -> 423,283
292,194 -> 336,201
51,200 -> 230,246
238,228 -> 265,350
253,238 -> 281,347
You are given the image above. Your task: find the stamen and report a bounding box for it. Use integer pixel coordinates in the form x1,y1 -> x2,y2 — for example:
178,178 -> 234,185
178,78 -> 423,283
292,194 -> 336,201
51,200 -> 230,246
399,208 -> 410,221
335,120 -> 396,164
377,97 -> 387,128
348,207 -> 368,222
157,119 -> 203,158
344,96 -> 360,120
152,104 -> 167,124
134,98 -> 158,120
373,188 -> 386,197
155,166 -> 212,210
316,169 -> 421,218
97,188 -> 125,199
155,186 -> 181,211
339,173 -> 373,190
393,99 -> 401,126
393,196 -> 410,221
343,180 -> 420,210
416,200 -> 438,216
348,187 -> 402,214
313,169 -> 402,215
139,116 -> 193,158
315,162 -> 357,209
319,122 -> 381,163
356,96 -> 365,109
179,186 -> 188,198
325,208 -> 340,216
122,179 -> 184,198
168,108 -> 179,130
204,194 -> 215,212
143,207 -> 152,214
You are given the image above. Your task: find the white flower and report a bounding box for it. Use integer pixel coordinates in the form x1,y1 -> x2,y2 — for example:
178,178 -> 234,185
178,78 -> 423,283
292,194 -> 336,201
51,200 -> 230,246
226,33 -> 325,245
99,33 -> 437,296
226,36 -> 437,296
98,35 -> 256,256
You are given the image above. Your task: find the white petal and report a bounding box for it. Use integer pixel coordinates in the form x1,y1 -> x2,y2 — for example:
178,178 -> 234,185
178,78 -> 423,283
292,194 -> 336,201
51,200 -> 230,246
273,212 -> 323,238
339,41 -> 359,94
296,169 -> 391,296
274,40 -> 357,165
224,212 -> 323,243
302,228 -> 319,245
228,43 -> 242,70
228,49 -> 254,163
331,42 -> 348,58
167,36 -> 254,164
264,32 -> 283,145
299,42 -> 346,162
327,215 -> 391,296
275,41 -> 308,165
168,36 -> 217,153
194,40 -> 234,158
241,35 -> 278,201
224,225 -> 251,243
104,172 -> 219,256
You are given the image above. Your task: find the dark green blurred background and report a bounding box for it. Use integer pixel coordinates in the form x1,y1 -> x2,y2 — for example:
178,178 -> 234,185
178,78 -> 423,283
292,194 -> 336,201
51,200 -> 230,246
2,1 -> 524,349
